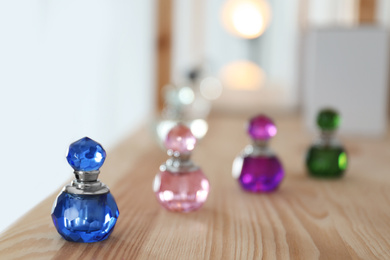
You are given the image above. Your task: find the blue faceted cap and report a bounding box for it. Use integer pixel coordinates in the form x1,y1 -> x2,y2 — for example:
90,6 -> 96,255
66,137 -> 106,171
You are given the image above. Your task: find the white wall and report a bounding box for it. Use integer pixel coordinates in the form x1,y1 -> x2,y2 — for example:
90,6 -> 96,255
258,0 -> 300,108
303,27 -> 389,135
308,0 -> 390,27
172,0 -> 206,81
303,0 -> 390,135
376,0 -> 390,27
307,0 -> 358,26
0,0 -> 156,233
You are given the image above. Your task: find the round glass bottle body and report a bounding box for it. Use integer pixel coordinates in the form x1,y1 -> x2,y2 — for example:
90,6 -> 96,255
306,138 -> 348,178
154,167 -> 209,212
51,191 -> 119,243
233,145 -> 284,192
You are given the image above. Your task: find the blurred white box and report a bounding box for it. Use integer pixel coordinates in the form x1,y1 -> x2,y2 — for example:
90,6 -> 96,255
303,27 -> 389,136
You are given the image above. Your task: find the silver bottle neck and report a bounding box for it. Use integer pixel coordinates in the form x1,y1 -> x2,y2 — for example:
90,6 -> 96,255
243,139 -> 275,157
316,130 -> 340,147
161,151 -> 199,173
232,140 -> 274,179
63,170 -> 109,195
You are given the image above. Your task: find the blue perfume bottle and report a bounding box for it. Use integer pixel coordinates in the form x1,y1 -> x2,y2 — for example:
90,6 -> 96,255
51,137 -> 119,243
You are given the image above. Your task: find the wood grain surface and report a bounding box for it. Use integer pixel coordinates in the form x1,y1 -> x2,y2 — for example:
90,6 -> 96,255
1,114 -> 390,260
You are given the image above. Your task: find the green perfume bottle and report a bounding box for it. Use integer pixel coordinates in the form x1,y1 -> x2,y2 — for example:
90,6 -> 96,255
306,109 -> 348,178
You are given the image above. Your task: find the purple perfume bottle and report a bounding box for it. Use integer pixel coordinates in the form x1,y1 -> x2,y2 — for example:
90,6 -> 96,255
232,114 -> 284,192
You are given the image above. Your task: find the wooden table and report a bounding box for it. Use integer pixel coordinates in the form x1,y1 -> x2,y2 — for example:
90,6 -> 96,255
1,114 -> 390,259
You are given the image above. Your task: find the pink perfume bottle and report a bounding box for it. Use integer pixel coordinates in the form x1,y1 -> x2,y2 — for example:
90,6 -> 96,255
153,124 -> 210,212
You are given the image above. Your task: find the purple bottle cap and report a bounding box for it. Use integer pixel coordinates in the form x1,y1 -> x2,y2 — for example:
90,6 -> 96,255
247,114 -> 277,140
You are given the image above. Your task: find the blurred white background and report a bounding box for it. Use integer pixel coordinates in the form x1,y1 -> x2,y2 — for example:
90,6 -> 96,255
0,0 -> 155,233
172,0 -> 390,114
172,0 -> 300,110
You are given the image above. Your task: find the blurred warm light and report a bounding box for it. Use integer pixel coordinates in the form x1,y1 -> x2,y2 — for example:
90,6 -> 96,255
95,152 -> 103,163
221,0 -> 271,39
219,60 -> 265,90
156,120 -> 177,147
232,156 -> 243,179
162,190 -> 174,201
200,77 -> 223,100
178,86 -> 195,105
190,119 -> 208,139
153,174 -> 161,192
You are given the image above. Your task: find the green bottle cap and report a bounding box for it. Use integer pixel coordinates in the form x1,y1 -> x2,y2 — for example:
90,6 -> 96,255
316,108 -> 340,131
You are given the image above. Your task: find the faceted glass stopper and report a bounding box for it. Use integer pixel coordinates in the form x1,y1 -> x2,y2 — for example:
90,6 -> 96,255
248,114 -> 277,141
317,108 -> 340,131
51,192 -> 119,243
153,168 -> 209,212
66,137 -> 106,171
164,124 -> 197,154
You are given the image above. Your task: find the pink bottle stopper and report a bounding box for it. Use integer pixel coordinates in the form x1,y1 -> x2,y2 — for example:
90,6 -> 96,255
164,124 -> 197,154
154,124 -> 210,212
